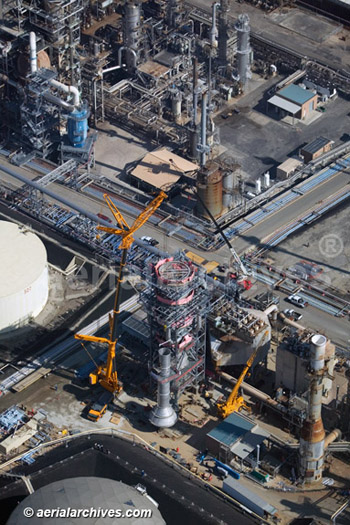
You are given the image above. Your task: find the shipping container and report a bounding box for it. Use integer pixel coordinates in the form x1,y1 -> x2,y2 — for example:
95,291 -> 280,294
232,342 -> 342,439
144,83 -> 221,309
222,477 -> 276,518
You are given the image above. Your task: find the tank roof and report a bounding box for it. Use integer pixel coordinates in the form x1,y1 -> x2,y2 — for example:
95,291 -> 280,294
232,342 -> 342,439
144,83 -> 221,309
7,477 -> 165,525
0,221 -> 47,298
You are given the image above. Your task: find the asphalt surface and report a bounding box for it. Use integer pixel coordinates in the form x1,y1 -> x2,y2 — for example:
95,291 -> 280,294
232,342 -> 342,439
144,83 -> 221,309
233,170 -> 350,254
187,0 -> 350,71
0,435 -> 257,525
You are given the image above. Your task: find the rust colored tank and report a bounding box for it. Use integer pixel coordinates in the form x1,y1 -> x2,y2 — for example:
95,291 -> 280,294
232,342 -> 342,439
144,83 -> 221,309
17,50 -> 51,77
196,161 -> 223,219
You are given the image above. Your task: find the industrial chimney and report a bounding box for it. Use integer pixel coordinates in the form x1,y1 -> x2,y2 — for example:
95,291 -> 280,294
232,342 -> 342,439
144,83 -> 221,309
299,334 -> 326,484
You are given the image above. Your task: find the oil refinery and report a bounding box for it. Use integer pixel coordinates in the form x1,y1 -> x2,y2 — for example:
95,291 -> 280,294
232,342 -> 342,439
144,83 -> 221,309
0,0 -> 350,524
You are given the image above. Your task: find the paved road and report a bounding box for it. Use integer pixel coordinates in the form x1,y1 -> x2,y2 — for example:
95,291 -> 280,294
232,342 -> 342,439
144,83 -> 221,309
233,170 -> 350,254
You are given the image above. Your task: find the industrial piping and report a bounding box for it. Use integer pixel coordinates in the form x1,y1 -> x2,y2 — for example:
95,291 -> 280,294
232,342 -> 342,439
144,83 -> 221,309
49,79 -> 80,108
0,164 -> 229,294
29,31 -> 80,108
209,3 -> 220,48
29,32 -> 37,73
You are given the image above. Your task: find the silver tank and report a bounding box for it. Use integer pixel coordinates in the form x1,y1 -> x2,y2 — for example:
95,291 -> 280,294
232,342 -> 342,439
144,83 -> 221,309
223,171 -> 234,191
222,192 -> 232,209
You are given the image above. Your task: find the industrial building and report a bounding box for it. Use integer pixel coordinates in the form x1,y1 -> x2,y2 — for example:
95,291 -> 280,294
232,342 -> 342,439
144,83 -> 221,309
276,158 -> 303,180
0,221 -> 49,333
275,332 -> 336,403
301,137 -> 334,163
130,148 -> 198,192
206,412 -> 270,465
268,84 -> 318,121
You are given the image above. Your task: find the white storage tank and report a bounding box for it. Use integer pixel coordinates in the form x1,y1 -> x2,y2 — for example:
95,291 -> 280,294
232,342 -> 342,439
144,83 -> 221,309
0,221 -> 49,333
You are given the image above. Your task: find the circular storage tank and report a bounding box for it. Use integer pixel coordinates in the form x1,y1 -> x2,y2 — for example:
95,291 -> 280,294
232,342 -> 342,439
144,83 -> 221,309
0,221 -> 48,333
222,192 -> 232,209
196,165 -> 223,219
7,477 -> 165,525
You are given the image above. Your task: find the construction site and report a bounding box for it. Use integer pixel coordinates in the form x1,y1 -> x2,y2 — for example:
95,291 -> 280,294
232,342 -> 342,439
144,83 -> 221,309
0,0 -> 350,523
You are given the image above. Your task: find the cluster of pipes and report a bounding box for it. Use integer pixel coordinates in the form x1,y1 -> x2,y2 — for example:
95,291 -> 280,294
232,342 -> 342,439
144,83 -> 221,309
29,32 -> 89,149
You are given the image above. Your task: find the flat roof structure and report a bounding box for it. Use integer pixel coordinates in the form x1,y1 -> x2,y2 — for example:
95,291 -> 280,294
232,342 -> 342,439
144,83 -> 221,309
138,60 -> 170,78
223,477 -> 277,517
131,148 -> 198,190
279,84 -> 316,105
301,137 -> 332,155
207,413 -> 254,447
268,95 -> 300,115
230,425 -> 270,460
207,413 -> 270,460
277,158 -> 303,172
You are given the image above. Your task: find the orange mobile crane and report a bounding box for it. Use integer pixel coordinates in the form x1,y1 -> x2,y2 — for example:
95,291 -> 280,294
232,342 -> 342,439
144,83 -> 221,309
75,191 -> 167,397
217,345 -> 260,419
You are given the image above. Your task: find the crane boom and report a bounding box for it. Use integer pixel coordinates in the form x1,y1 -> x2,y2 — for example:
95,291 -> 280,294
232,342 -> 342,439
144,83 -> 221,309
75,191 -> 167,394
195,189 -> 251,285
217,345 -> 260,418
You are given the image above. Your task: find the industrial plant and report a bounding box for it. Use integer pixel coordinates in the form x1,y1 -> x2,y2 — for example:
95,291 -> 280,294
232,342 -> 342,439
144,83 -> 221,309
0,0 -> 350,524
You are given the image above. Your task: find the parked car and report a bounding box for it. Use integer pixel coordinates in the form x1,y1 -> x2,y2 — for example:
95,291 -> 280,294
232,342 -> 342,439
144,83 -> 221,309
283,309 -> 303,321
287,294 -> 308,308
97,213 -> 112,223
141,236 -> 159,246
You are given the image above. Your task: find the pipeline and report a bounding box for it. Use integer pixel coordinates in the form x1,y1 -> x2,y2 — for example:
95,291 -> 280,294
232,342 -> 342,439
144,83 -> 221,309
324,428 -> 341,449
279,312 -> 307,332
43,92 -> 75,112
118,46 -> 137,69
49,79 -> 80,108
218,370 -> 287,414
28,31 -> 80,108
29,32 -> 37,73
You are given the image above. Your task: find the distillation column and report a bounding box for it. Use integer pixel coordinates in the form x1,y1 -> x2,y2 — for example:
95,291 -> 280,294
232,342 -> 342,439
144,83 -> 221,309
218,0 -> 229,66
235,14 -> 252,91
299,334 -> 326,484
122,1 -> 141,72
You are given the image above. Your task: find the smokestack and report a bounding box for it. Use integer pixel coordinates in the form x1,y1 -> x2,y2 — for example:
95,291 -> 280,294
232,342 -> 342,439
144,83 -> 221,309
218,0 -> 229,66
149,348 -> 177,428
192,57 -> 198,126
210,3 -> 219,48
299,334 -> 326,484
199,91 -> 208,167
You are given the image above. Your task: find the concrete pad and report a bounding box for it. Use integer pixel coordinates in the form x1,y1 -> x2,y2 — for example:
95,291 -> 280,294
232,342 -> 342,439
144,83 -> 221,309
271,11 -> 342,44
94,122 -> 153,179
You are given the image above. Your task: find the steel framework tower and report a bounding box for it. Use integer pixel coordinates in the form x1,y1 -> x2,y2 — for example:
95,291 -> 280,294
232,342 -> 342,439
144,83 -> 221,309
142,254 -> 209,422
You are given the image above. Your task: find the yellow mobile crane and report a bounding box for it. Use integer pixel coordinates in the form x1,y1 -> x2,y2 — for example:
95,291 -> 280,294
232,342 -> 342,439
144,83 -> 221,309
75,191 -> 167,399
217,345 -> 260,419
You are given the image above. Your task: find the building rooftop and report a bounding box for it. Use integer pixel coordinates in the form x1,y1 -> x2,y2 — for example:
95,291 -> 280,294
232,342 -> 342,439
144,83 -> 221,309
277,157 -> 303,172
131,148 -> 198,190
268,94 -> 300,115
207,413 -> 255,447
279,84 -> 316,105
223,477 -> 277,516
301,137 -> 332,155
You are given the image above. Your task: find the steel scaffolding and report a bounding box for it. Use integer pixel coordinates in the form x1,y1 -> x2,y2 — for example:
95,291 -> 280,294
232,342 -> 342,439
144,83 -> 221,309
141,253 -> 209,408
